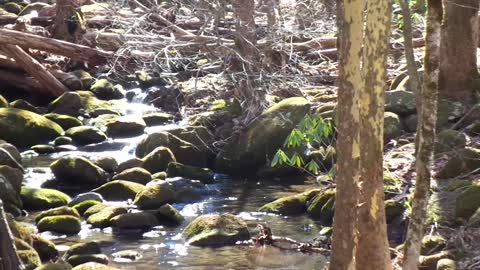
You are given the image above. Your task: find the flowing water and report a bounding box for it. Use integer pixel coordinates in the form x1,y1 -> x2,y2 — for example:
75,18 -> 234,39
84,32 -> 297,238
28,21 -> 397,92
20,89 -> 328,270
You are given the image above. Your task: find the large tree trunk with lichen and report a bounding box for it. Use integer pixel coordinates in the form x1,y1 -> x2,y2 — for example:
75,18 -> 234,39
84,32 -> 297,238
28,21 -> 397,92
0,200 -> 22,270
402,1 -> 442,270
328,0 -> 363,268
438,0 -> 479,101
355,0 -> 393,269
232,0 -> 263,124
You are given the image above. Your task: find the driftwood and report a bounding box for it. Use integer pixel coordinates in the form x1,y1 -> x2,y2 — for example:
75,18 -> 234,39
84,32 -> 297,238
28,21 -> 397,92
0,28 -> 113,64
3,45 -> 68,96
0,200 -> 22,270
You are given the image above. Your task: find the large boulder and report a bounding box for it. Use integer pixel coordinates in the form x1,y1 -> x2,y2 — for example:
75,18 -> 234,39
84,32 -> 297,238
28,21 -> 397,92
437,147 -> 480,179
65,126 -> 107,145
141,146 -> 176,173
48,91 -> 125,117
92,180 -> 145,201
104,116 -> 146,137
37,215 -> 82,235
259,189 -> 320,216
214,97 -> 310,175
90,79 -> 125,100
385,90 -> 416,116
142,112 -> 174,126
133,184 -> 175,209
384,112 -> 403,143
21,187 -> 71,210
0,108 -> 63,147
50,156 -> 109,186
183,214 -> 250,246
455,183 -> 480,220
111,167 -> 151,185
35,206 -> 80,223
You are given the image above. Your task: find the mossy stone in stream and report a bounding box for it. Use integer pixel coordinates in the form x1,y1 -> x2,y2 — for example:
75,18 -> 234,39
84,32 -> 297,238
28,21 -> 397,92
15,237 -> 34,250
21,187 -> 71,210
32,234 -> 59,261
92,180 -> 145,201
0,94 -> 8,107
34,263 -> 73,270
31,144 -> 56,154
104,116 -> 146,138
0,142 -> 22,163
66,241 -> 101,257
44,113 -> 83,130
183,213 -> 250,246
142,112 -> 174,126
48,91 -> 125,117
72,200 -> 101,216
50,156 -> 109,186
35,206 -> 80,223
110,211 -> 160,230
3,2 -> 23,14
0,174 -> 22,211
86,206 -> 127,228
259,189 -> 321,216
421,235 -> 446,255
166,162 -> 214,184
94,157 -> 118,173
10,99 -> 41,114
153,203 -> 184,225
455,183 -> 480,219
90,79 -> 124,100
71,70 -> 94,89
0,165 -> 22,192
111,167 -> 151,185
0,108 -> 64,147
83,203 -> 108,218
37,215 -> 81,235
18,249 -> 42,270
133,184 -> 176,210
141,146 -> 176,173
307,189 -> 336,221
0,147 -> 23,171
152,171 -> 167,180
116,158 -> 144,173
71,262 -> 119,270
65,126 -> 107,145
67,254 -> 109,267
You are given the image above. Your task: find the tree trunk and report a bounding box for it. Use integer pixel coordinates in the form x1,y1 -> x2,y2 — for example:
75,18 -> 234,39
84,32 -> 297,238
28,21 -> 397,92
355,0 -> 393,269
402,1 -> 442,269
0,200 -> 22,270
438,0 -> 479,101
329,0 -> 363,268
52,0 -> 76,41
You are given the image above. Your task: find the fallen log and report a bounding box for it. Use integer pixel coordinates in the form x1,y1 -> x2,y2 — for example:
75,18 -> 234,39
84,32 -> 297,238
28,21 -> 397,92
0,69 -> 45,93
3,45 -> 68,96
0,200 -> 22,270
0,28 -> 113,64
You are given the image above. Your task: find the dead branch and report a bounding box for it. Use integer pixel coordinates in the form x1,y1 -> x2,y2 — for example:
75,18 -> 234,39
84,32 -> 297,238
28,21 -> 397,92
0,200 -> 22,270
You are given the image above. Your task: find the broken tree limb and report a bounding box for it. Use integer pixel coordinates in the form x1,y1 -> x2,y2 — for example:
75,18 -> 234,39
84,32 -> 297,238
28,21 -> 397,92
0,69 -> 44,93
3,45 -> 68,96
0,200 -> 22,270
0,28 -> 113,64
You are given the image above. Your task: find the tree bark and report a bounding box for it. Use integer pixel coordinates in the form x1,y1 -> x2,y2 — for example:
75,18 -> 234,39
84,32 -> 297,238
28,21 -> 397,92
402,1 -> 442,269
52,0 -> 76,41
438,0 -> 479,101
0,200 -> 22,270
355,0 -> 393,269
329,0 -> 363,268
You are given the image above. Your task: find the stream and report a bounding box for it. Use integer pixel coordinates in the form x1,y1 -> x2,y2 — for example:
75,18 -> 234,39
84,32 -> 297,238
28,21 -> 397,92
19,88 -> 328,269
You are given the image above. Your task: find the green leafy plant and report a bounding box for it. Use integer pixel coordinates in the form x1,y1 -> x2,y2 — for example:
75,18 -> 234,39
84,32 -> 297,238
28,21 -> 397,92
271,114 -> 334,175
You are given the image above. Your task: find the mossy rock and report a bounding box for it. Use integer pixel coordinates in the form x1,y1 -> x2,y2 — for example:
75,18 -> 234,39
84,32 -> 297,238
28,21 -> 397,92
437,99 -> 466,128
307,189 -> 336,221
168,126 -> 214,154
0,94 -> 8,107
260,189 -> 321,216
31,144 -> 56,154
10,99 -> 41,114
419,251 -> 454,270
34,263 -> 73,270
133,184 -> 176,210
111,250 -> 142,262
110,211 -> 160,230
93,157 -> 118,173
44,113 -> 83,130
384,172 -> 403,195
166,162 -> 214,183
0,142 -> 22,163
445,180 -> 472,192
92,180 -> 145,201
116,158 -> 144,173
18,249 -> 42,270
65,126 -> 107,145
0,174 -> 22,210
104,116 -> 146,138
15,237 -> 34,251
437,147 -> 480,179
72,200 -> 101,215
7,216 -> 35,244
69,192 -> 104,206
32,234 -> 59,261
436,259 -> 457,270
385,200 -> 406,223
384,112 -> 403,143
141,146 -> 176,173
86,206 -> 127,228
90,79 -> 124,100
455,183 -> 480,220
71,262 -> 119,270
183,213 -> 250,246
37,215 -> 81,235
67,254 -> 109,267
421,235 -> 446,256
71,70 -> 94,89
152,171 -> 167,180
214,97 -> 310,175
385,90 -> 416,116
66,242 -> 101,257
152,203 -> 184,225
35,206 -> 80,223
0,108 -> 64,147
48,91 -> 125,117
50,156 -> 109,186
54,136 -> 73,146
111,167 -> 151,185
21,187 -> 71,210
142,112 -> 174,126
83,203 -> 108,218
0,147 -> 23,171
434,130 -> 467,154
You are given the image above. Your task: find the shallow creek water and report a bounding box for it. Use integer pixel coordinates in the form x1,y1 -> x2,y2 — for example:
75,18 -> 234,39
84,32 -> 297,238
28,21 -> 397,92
20,91 -> 327,270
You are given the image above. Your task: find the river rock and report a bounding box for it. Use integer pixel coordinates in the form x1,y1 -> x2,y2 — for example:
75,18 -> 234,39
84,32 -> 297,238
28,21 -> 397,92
72,70 -> 94,89
307,189 -> 336,223
111,250 -> 142,262
4,2 -> 22,14
385,90 -> 416,116
0,147 -> 23,171
66,241 -> 101,257
0,94 -> 8,107
92,180 -> 145,201
0,108 -> 64,147
67,254 -> 109,267
86,206 -> 127,228
214,97 -> 310,175
48,91 -> 125,117
37,215 -> 82,235
72,200 -> 101,215
90,79 -> 124,100
166,162 -> 214,184
434,129 -> 467,154
71,262 -> 119,270
168,126 -> 214,154
137,132 -> 208,167
83,203 -> 109,218
116,158 -> 144,173
437,147 -> 480,179
35,263 -> 73,270
18,249 -> 42,270
94,157 -> 118,173
421,235 -> 446,255
133,184 -> 176,209
105,116 -> 146,137
65,126 -> 107,145
35,206 -> 80,223
455,183 -> 480,220
0,142 -> 21,163
31,144 -> 56,154
260,189 -> 320,216
54,136 -> 73,146
44,113 -> 83,130
31,234 -> 59,262
10,99 -> 42,114
0,165 -> 22,192
436,259 -> 456,270
384,112 -> 403,142
69,192 -> 104,206
21,187 -> 71,210
51,156 -> 109,186
152,203 -> 184,225
183,213 -> 250,246
112,167 -> 151,184
144,85 -> 183,113
141,146 -> 176,173
110,211 -> 160,229
142,112 -> 174,126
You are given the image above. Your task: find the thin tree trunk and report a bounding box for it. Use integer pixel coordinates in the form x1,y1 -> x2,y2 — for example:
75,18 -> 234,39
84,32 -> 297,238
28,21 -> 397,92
356,0 -> 393,269
0,200 -> 22,270
329,0 -> 363,268
402,1 -> 442,269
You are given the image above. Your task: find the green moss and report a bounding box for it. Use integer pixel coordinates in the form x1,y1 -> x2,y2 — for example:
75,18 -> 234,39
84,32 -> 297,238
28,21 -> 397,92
70,262 -> 117,270
307,189 -> 336,223
141,146 -> 176,173
21,187 -> 71,210
152,171 -> 167,180
72,200 -> 101,216
86,206 -> 127,228
259,193 -> 310,216
111,167 -> 152,185
385,200 -> 406,223
18,249 -> 41,270
166,162 -> 214,183
44,113 -> 83,130
34,263 -> 73,270
66,242 -> 101,257
210,99 -> 226,111
92,180 -> 145,201
142,112 -> 174,126
133,184 -> 176,210
421,235 -> 446,255
37,215 -> 82,235
110,211 -> 159,229
455,183 -> 480,219
83,203 -> 108,218
50,156 -> 109,186
65,126 -> 107,145
437,148 -> 480,179
67,254 -> 109,267
446,180 -> 472,192
153,203 -> 184,225
35,206 -> 80,223
32,234 -> 59,261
